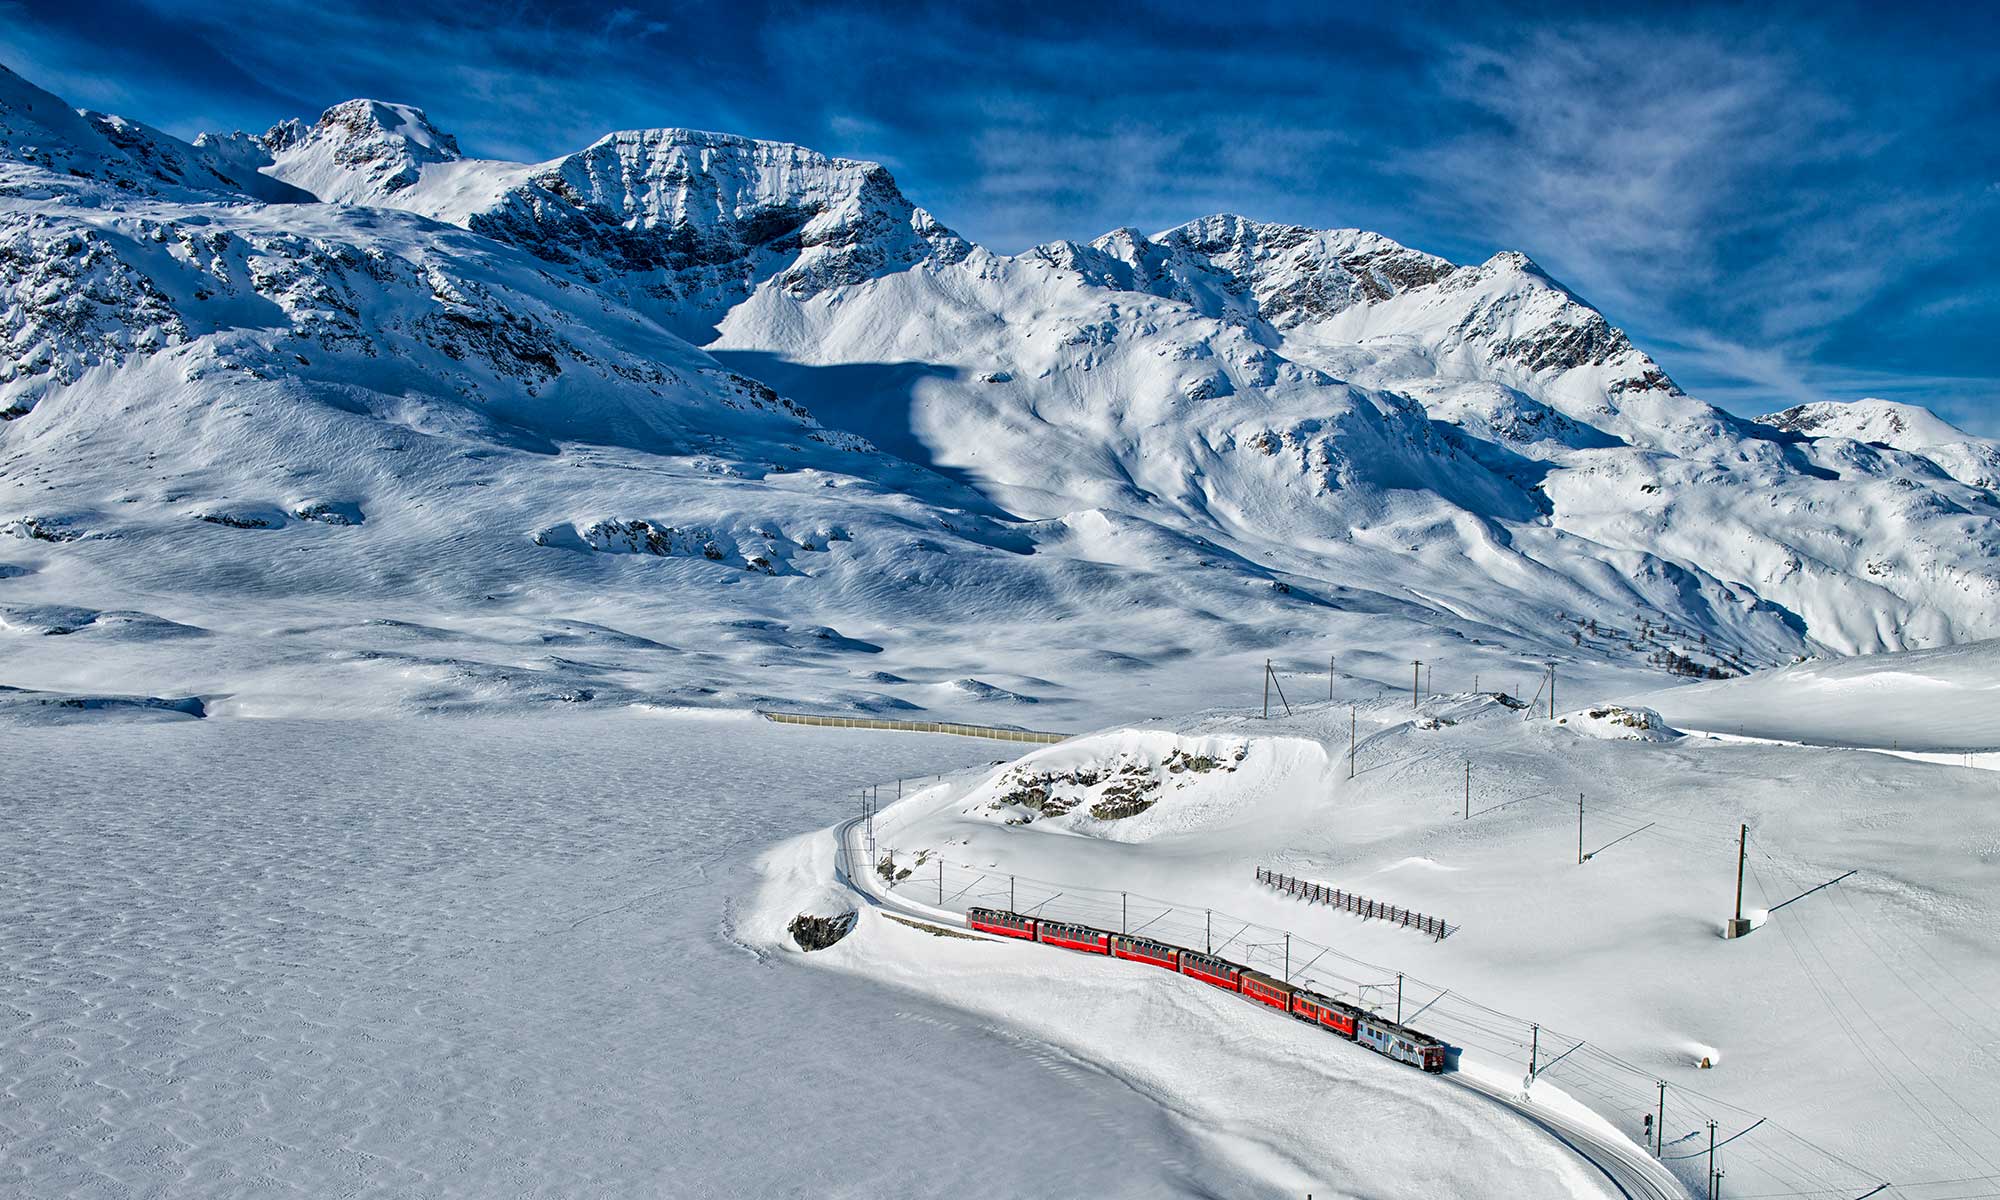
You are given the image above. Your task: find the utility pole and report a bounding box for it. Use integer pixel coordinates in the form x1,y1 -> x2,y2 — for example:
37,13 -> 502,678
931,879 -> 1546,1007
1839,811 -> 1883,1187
1425,662 -> 1432,694
1727,824 -> 1751,938
1348,705 -> 1357,779
1530,1023 -> 1539,1078
1578,793 -> 1585,865
1656,1081 -> 1666,1158
1121,891 -> 1127,934
1395,972 -> 1404,1023
1284,933 -> 1291,982
863,790 -> 876,865
937,856 -> 944,905
1704,1112 -> 1720,1200
1547,661 -> 1558,718
1205,909 -> 1212,953
1328,654 -> 1335,701
1264,659 -> 1271,720
1464,762 -> 1471,820
1412,660 -> 1422,708
1474,672 -> 1479,693
1009,874 -> 1015,912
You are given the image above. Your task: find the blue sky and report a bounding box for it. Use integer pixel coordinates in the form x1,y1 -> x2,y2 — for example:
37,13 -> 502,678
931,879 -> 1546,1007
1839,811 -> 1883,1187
6,1 -> 1997,429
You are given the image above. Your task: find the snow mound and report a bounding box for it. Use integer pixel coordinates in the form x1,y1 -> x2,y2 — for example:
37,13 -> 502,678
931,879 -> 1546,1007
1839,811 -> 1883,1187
0,685 -> 204,723
1557,704 -> 1681,741
942,677 -> 1038,704
963,729 -> 1289,841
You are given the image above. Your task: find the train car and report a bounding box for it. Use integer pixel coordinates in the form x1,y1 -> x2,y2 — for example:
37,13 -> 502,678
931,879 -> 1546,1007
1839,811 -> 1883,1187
1110,934 -> 1180,970
1238,969 -> 1294,1013
1290,988 -> 1363,1038
1177,948 -> 1243,992
967,907 -> 1037,940
1355,1013 -> 1448,1074
1036,919 -> 1112,954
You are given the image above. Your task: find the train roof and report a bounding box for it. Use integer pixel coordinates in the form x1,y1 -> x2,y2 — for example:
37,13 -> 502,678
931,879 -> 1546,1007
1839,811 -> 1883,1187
1238,968 -> 1293,991
1293,986 -> 1366,1015
1178,948 -> 1247,972
1357,1012 -> 1446,1049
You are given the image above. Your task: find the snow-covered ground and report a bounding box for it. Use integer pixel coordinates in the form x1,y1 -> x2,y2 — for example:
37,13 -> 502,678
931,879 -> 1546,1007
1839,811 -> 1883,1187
799,688 -> 2000,1199
1639,639 -> 2000,752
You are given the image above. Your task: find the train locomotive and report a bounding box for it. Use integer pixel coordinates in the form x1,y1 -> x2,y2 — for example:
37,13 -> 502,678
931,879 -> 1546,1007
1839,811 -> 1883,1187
968,905 -> 1446,1074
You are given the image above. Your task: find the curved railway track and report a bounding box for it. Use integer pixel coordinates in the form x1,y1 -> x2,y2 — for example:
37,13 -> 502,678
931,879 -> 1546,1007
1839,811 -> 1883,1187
831,816 -> 1687,1199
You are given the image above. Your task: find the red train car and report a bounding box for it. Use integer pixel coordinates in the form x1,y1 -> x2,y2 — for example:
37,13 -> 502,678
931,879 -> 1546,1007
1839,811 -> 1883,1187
1291,988 -> 1363,1038
1239,969 -> 1294,1012
967,907 -> 1037,940
1036,919 -> 1111,954
1177,949 -> 1243,991
1111,935 -> 1180,970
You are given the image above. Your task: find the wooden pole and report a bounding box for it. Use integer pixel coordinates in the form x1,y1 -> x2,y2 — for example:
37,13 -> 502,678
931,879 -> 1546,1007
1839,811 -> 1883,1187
1464,762 -> 1470,820
1411,660 -> 1421,708
1264,659 -> 1271,720
1578,793 -> 1585,865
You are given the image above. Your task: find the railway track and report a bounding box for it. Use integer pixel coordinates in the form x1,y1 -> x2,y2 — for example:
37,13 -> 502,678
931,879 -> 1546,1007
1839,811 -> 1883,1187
830,816 -> 1688,1199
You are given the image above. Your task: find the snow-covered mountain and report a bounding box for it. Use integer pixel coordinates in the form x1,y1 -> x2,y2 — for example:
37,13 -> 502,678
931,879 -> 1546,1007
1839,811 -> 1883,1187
1761,398 -> 2000,490
2,62 -> 1996,720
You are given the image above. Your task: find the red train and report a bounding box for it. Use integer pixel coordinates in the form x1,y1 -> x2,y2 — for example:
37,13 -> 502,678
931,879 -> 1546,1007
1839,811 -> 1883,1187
968,905 -> 1447,1074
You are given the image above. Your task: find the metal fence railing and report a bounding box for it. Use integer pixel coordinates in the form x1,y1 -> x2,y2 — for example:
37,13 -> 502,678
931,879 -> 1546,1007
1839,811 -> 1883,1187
761,709 -> 1070,744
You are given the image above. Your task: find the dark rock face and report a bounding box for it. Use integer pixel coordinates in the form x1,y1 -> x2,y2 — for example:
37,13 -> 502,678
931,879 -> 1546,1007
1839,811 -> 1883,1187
461,130 -> 969,330
788,911 -> 857,951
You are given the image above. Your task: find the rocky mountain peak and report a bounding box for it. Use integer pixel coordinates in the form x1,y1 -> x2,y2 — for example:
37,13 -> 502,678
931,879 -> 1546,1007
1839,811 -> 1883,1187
260,99 -> 463,203
458,127 -> 970,333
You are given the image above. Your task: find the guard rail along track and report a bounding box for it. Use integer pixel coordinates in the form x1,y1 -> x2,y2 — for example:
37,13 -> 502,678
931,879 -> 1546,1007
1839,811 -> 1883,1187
1257,866 -> 1456,940
759,709 -> 1071,744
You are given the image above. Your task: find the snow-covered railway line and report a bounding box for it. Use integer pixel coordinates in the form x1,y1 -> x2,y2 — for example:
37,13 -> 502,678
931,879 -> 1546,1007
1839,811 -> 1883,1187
830,816 -> 1687,1199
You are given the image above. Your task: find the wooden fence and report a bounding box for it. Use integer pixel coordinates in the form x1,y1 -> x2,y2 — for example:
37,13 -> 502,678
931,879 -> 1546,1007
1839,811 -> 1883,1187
758,709 -> 1071,744
1256,866 -> 1454,940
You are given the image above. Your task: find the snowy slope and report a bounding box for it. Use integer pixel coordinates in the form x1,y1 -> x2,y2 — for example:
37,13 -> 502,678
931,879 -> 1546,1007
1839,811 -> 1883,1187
1637,638 -> 2000,751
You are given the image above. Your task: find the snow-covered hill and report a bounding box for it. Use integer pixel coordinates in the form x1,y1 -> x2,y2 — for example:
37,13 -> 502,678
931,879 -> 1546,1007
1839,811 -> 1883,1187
1762,398 -> 2000,490
4,61 -> 1999,724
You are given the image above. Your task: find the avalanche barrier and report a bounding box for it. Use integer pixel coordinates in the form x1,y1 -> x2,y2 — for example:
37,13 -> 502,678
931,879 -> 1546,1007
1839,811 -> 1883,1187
1256,866 -> 1455,940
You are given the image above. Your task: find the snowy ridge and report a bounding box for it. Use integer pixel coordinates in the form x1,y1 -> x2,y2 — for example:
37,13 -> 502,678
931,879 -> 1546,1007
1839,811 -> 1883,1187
1762,398 -> 2000,490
